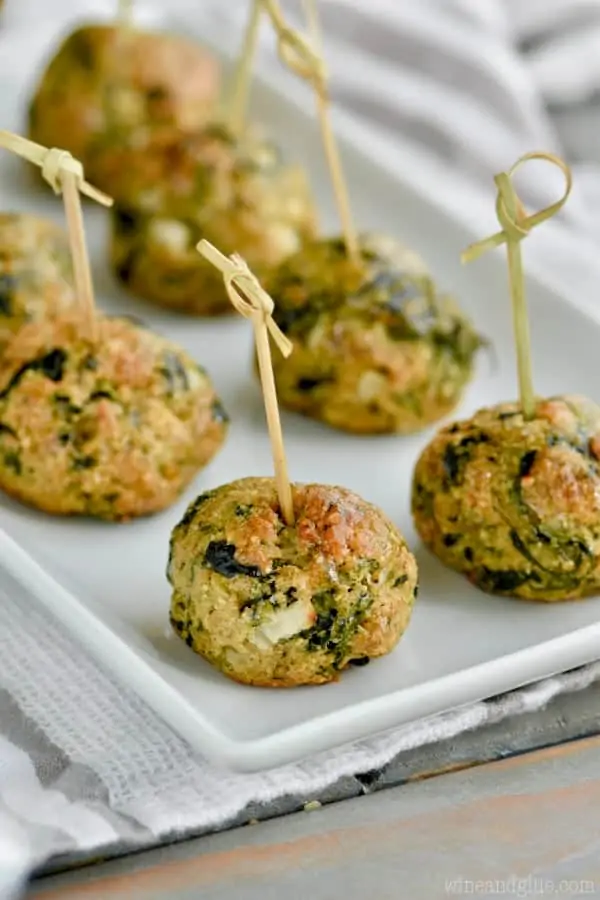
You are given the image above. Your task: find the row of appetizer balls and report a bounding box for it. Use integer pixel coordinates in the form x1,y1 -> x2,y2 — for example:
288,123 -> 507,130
0,19 -> 595,688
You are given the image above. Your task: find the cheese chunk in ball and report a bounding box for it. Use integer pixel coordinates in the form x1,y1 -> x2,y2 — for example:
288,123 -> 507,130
265,235 -> 484,435
107,125 -> 317,315
0,214 -> 75,353
28,24 -> 218,192
412,395 -> 600,601
0,315 -> 228,520
168,476 -> 418,686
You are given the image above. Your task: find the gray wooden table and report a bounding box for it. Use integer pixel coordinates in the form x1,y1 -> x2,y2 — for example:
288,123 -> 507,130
27,680 -> 600,899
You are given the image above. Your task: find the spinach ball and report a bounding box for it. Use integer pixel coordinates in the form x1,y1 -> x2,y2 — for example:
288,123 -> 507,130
412,395 -> 600,601
28,24 -> 218,192
107,125 -> 317,315
265,234 -> 485,434
0,213 -> 75,354
168,476 -> 418,686
0,314 -> 228,520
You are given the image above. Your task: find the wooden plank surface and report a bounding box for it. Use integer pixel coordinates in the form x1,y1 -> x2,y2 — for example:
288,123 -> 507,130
29,731 -> 600,900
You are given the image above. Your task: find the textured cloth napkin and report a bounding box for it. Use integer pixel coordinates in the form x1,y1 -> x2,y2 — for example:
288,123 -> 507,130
4,1 -> 600,897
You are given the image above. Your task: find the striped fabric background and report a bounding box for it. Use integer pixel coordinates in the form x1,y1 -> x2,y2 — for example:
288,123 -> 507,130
3,1 -> 600,896
171,0 -> 600,306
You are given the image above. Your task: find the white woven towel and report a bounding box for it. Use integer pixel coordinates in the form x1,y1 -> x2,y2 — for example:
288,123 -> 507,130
3,2 -> 600,897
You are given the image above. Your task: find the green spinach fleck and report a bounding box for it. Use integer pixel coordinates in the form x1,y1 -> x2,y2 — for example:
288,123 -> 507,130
178,489 -> 217,529
160,351 -> 190,394
204,540 -> 262,579
211,399 -> 229,424
72,455 -> 96,470
3,451 -> 21,474
0,348 -> 67,399
301,587 -> 373,669
0,274 -> 16,316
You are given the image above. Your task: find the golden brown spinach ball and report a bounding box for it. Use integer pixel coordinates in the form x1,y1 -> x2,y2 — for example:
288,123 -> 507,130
0,213 -> 75,353
28,24 -> 218,191
0,315 -> 228,520
265,234 -> 484,435
107,125 -> 317,315
168,476 -> 418,686
412,395 -> 600,601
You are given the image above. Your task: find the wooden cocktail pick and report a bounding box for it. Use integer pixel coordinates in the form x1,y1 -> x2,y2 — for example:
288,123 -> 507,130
262,0 -> 359,264
117,0 -> 134,26
227,0 -> 263,135
461,152 -> 572,420
198,238 -> 295,525
0,131 -> 113,343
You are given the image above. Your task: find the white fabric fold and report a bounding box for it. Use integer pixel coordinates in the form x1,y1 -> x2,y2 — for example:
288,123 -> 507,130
3,1 -> 600,897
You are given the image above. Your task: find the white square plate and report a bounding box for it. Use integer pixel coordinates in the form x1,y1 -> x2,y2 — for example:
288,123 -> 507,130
1,14 -> 600,772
